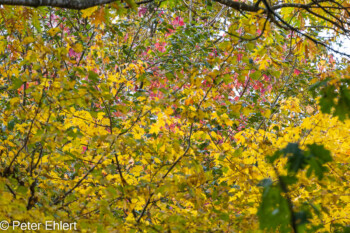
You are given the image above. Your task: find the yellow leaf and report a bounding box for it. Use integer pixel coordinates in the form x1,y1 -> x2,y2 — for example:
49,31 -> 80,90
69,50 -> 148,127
230,104 -> 241,113
125,213 -> 135,222
91,7 -> 105,27
306,105 -> 314,114
242,107 -> 252,116
47,28 -> 60,37
10,97 -> 20,107
23,37 -> 35,44
150,118 -> 165,135
81,6 -> 98,18
165,107 -> 173,116
150,124 -> 161,135
185,98 -> 193,106
73,43 -> 84,53
262,109 -> 271,118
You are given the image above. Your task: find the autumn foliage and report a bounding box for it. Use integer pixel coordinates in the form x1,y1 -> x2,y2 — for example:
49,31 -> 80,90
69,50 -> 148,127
0,1 -> 349,232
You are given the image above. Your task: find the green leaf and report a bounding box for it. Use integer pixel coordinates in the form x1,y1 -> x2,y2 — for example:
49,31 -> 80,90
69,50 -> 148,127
97,224 -> 108,233
88,71 -> 99,83
280,175 -> 298,186
250,70 -> 261,80
267,150 -> 283,163
16,185 -> 28,195
294,210 -> 310,225
10,78 -> 24,90
7,120 -> 15,131
219,212 -> 230,221
334,86 -> 350,121
305,144 -> 332,180
284,143 -> 306,173
233,147 -> 243,157
318,79 -> 350,121
257,178 -> 273,187
295,210 -> 310,233
258,185 -> 292,233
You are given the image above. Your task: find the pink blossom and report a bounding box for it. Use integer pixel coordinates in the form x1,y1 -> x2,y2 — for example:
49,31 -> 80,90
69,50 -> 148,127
267,84 -> 273,92
237,53 -> 243,62
173,16 -> 185,26
263,74 -> 270,81
69,48 -> 77,57
294,69 -> 301,75
138,7 -> 147,17
155,42 -> 166,52
212,48 -> 218,56
124,33 -> 129,42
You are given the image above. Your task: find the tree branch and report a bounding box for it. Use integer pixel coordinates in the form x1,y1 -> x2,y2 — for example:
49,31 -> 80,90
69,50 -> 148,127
213,0 -> 263,12
0,0 -> 116,9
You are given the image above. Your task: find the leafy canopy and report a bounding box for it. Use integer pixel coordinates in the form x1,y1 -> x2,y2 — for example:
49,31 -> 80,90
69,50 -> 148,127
0,0 -> 349,232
